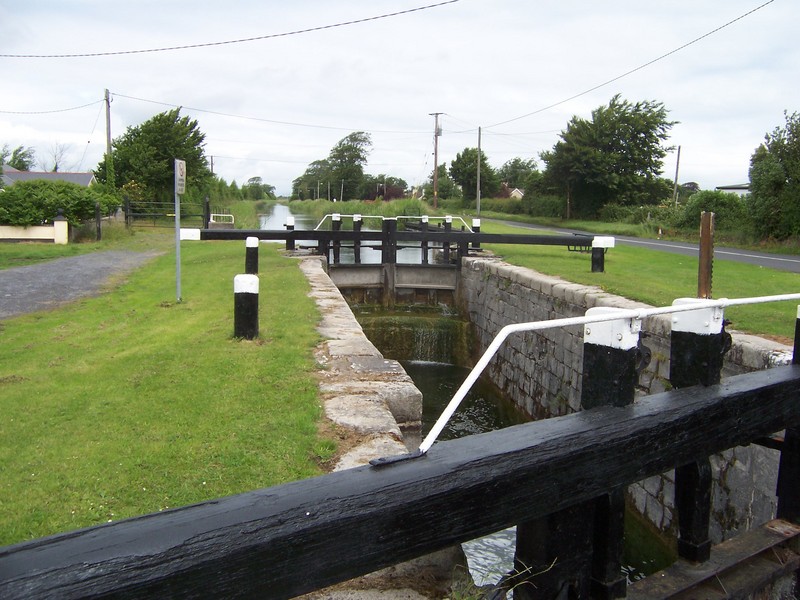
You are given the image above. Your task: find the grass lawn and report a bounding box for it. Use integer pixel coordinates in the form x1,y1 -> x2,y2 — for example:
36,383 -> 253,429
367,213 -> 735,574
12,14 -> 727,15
480,221 -> 800,341
0,232 -> 328,545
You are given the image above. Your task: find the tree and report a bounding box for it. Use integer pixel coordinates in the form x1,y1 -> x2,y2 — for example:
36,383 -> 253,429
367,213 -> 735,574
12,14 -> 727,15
242,176 -> 275,200
97,108 -> 212,201
423,164 -> 460,201
328,132 -> 372,201
449,147 -> 500,203
39,142 -> 74,173
1,144 -> 36,170
498,157 -> 538,190
540,95 -> 676,218
748,111 -> 800,239
292,132 -> 372,201
293,159 -> 331,200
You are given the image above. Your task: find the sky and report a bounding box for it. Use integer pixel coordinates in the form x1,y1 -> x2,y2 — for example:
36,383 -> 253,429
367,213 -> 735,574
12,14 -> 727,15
1,0 -> 797,197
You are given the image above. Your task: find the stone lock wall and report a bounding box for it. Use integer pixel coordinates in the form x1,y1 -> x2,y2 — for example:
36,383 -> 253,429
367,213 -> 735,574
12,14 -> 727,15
457,255 -> 793,543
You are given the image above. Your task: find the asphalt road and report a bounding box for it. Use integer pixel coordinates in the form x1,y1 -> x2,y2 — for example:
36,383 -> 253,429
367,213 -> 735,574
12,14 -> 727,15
491,220 -> 800,274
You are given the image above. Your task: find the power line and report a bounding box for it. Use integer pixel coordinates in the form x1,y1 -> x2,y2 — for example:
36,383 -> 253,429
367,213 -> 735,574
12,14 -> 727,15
0,99 -> 103,115
111,92 -> 430,134
0,1 -> 460,59
485,0 -> 776,129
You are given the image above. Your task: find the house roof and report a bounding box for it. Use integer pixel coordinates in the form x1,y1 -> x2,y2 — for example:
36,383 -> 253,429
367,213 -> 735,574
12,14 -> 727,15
1,166 -> 96,187
715,183 -> 750,191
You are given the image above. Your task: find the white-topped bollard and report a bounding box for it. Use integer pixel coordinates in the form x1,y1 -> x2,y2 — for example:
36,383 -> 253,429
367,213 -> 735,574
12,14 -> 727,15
591,236 -> 615,273
245,237 -> 259,275
234,274 -> 259,340
285,216 -> 295,251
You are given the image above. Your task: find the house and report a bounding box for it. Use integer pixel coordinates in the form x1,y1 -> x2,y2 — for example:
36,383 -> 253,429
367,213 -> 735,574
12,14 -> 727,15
509,188 -> 524,199
1,165 -> 96,187
715,183 -> 750,197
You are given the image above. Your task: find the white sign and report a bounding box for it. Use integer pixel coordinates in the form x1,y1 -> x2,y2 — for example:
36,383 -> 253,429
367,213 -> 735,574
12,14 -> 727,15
175,159 -> 186,195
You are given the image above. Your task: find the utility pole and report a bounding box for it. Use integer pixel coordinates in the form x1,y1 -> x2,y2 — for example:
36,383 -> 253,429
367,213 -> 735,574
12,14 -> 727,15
104,89 -> 112,158
104,89 -> 114,188
476,126 -> 482,216
430,112 -> 442,209
672,145 -> 682,207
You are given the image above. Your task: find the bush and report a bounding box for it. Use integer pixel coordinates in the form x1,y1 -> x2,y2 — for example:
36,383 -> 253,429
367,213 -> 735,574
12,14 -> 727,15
0,180 -> 120,227
676,190 -> 748,230
524,194 -> 565,218
479,197 -> 524,214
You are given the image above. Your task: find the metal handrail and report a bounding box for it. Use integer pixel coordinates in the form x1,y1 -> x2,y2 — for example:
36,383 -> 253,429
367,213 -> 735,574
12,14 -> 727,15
419,293 -> 800,453
313,213 -> 474,232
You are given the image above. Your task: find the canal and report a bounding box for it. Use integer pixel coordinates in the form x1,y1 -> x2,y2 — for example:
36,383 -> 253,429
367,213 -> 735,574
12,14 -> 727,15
261,203 -> 673,588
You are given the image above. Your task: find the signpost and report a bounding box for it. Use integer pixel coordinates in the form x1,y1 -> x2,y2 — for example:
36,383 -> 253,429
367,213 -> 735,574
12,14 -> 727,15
174,159 -> 186,302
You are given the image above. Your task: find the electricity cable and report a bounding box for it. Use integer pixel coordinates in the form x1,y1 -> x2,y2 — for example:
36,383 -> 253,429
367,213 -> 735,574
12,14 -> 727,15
0,1 -> 460,59
485,0 -> 776,129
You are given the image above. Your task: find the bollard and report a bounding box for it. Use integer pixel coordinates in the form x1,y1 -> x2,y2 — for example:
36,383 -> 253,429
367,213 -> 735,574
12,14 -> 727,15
471,218 -> 481,250
332,213 -> 341,264
514,307 -> 641,599
233,274 -> 259,339
245,237 -> 259,275
670,298 -> 728,562
421,215 -> 429,264
353,214 -> 362,264
285,216 -> 295,251
591,236 -> 615,273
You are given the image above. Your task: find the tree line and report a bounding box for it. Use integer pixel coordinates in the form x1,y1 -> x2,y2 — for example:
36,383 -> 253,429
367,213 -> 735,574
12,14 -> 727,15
3,100 -> 798,241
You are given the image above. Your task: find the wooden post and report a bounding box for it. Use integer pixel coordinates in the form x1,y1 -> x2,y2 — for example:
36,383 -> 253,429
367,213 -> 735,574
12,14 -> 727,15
204,196 -> 211,229
443,215 -> 452,263
698,212 -> 714,298
381,218 -> 397,265
233,274 -> 259,340
777,306 -> 800,523
285,216 -> 295,251
471,218 -> 481,250
353,214 -> 362,264
421,215 -> 429,265
332,213 -> 341,265
515,307 -> 640,599
245,237 -> 259,275
583,307 -> 640,599
95,202 -> 102,241
670,298 -> 727,562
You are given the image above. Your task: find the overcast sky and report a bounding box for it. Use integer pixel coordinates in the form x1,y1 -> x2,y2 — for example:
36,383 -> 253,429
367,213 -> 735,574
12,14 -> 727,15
1,0 -> 796,196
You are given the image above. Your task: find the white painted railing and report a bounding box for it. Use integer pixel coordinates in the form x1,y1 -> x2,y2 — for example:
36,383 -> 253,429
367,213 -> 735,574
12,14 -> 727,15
419,293 -> 800,453
314,213 -> 474,232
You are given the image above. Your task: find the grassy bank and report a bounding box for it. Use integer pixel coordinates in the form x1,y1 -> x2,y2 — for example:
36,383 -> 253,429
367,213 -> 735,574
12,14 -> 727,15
481,221 -> 800,341
0,234 -> 329,545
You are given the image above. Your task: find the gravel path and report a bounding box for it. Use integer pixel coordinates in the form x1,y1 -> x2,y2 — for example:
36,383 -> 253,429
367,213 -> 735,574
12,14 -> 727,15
0,251 -> 162,320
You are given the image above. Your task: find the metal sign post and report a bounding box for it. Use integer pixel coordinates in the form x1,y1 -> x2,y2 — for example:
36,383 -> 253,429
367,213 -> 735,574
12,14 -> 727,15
174,159 -> 186,302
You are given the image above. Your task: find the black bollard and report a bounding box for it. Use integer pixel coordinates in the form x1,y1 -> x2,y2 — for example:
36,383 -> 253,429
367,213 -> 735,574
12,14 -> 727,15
233,274 -> 259,339
332,213 -> 341,265
471,218 -> 481,250
421,215 -> 429,264
591,236 -> 615,273
285,216 -> 295,251
353,214 -> 362,264
245,237 -> 259,275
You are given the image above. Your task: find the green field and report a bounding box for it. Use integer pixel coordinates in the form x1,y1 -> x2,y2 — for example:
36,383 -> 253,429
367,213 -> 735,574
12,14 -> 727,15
0,232 -> 330,545
480,221 -> 800,341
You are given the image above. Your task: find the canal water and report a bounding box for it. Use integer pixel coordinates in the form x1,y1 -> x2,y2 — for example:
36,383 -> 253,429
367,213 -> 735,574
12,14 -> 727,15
262,203 -> 672,588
